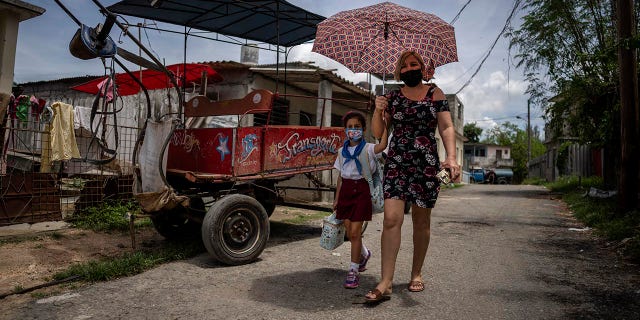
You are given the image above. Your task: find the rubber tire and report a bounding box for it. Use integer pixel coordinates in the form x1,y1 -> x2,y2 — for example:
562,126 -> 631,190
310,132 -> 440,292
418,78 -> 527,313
201,194 -> 270,265
151,197 -> 204,240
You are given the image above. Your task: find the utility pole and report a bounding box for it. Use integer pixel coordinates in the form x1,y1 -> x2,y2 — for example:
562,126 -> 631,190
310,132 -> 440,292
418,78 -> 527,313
527,99 -> 531,164
616,0 -> 639,212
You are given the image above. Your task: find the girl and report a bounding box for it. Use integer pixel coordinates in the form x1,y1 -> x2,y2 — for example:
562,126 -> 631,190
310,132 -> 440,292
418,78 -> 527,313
333,111 -> 387,289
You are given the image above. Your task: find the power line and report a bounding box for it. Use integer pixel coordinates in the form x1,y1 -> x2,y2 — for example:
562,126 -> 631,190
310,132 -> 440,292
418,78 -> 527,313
454,0 -> 522,95
450,0 -> 472,25
466,114 -> 544,122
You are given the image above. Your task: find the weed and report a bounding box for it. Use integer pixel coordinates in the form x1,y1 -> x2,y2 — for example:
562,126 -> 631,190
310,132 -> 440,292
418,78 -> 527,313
30,292 -> 47,299
12,285 -> 24,293
546,175 -> 604,193
53,240 -> 205,282
557,177 -> 640,262
69,201 -> 150,232
522,177 -> 546,185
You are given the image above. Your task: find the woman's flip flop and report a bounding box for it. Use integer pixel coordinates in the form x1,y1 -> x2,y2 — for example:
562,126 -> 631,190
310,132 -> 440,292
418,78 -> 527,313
408,280 -> 424,292
364,288 -> 391,303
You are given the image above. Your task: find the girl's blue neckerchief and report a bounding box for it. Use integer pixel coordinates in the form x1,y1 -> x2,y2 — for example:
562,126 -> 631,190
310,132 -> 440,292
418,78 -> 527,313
341,139 -> 366,175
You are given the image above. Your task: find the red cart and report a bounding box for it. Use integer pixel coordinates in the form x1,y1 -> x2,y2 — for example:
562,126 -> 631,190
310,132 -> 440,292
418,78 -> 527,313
155,89 -> 346,265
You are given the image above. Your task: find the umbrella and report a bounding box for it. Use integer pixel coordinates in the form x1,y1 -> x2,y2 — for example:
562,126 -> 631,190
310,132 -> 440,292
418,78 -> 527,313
71,63 -> 223,96
311,2 -> 458,76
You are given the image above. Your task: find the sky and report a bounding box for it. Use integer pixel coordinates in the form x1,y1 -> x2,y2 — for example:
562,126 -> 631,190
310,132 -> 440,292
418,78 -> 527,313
13,0 -> 545,136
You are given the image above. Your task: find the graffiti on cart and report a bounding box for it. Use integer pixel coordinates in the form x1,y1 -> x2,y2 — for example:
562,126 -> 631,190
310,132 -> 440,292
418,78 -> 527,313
215,133 -> 231,161
239,133 -> 259,166
273,131 -> 341,164
171,131 -> 201,153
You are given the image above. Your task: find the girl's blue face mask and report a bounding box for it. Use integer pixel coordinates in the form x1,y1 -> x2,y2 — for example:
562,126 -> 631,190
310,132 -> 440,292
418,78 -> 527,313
346,128 -> 363,141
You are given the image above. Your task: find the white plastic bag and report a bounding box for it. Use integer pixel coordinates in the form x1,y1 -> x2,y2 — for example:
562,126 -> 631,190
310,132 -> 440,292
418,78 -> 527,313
320,212 -> 345,250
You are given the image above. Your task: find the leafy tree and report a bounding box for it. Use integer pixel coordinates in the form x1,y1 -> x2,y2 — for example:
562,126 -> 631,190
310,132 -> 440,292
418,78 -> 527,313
506,0 -> 635,191
463,122 -> 483,143
507,0 -> 620,148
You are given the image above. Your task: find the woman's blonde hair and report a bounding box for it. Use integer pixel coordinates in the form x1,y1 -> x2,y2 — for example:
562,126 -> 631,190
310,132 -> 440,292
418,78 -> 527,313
394,51 -> 425,81
393,51 -> 435,81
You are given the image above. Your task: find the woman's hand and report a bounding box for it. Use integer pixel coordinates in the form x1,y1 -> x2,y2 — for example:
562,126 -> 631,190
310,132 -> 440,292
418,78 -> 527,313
441,158 -> 460,180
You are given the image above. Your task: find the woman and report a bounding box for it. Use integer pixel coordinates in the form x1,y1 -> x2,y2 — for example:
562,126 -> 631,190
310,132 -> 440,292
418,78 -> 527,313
365,51 -> 460,302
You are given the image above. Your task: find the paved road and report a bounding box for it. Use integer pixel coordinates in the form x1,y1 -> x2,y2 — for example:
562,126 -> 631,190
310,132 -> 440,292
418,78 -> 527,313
7,184 -> 640,319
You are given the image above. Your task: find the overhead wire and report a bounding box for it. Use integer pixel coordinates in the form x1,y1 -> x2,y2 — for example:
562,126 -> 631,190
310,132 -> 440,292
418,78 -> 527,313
450,0 -> 472,25
454,0 -> 523,95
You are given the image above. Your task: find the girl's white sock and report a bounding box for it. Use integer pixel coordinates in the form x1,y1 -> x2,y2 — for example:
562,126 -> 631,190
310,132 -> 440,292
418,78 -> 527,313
361,243 -> 369,257
349,262 -> 360,272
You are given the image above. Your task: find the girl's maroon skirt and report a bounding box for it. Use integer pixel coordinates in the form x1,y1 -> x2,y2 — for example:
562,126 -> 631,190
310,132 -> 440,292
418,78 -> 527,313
335,178 -> 372,222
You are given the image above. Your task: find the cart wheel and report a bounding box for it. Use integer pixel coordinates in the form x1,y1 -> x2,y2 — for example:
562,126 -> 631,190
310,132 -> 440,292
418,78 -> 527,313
151,197 -> 204,240
201,194 -> 270,265
253,182 -> 277,217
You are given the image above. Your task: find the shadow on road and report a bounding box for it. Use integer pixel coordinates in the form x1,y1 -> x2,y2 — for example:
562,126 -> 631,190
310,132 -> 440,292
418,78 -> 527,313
248,268 -> 425,310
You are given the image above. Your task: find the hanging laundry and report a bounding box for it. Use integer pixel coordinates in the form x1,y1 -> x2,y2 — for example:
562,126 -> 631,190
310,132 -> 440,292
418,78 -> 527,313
48,102 -> 81,161
97,77 -> 115,102
14,95 -> 31,123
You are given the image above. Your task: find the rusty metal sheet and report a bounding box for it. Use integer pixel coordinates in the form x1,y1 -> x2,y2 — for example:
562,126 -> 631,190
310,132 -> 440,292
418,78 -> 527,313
234,127 -> 262,176
184,90 -> 274,117
0,172 -> 61,226
263,126 -> 343,172
167,128 -> 234,175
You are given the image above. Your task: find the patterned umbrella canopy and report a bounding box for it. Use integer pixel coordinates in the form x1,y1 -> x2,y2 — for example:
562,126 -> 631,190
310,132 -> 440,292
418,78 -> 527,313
312,2 -> 458,75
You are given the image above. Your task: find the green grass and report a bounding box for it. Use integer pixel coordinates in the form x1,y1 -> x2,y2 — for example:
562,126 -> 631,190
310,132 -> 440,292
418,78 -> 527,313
546,175 -> 604,193
69,201 -> 151,232
522,177 -> 546,185
53,240 -> 205,283
52,201 -> 204,284
549,175 -> 640,262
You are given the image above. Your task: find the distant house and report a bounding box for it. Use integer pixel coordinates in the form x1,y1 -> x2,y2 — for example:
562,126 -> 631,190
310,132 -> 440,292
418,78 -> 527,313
463,143 -> 513,170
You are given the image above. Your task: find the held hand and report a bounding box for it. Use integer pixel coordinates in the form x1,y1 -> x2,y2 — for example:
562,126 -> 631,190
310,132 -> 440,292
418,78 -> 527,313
441,158 -> 460,180
375,96 -> 388,114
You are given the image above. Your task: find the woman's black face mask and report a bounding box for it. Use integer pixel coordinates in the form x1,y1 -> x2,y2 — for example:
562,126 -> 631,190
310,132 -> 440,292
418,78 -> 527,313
400,69 -> 423,87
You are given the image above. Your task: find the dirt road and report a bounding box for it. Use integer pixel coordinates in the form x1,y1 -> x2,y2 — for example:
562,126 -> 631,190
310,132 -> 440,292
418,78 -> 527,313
4,184 -> 640,319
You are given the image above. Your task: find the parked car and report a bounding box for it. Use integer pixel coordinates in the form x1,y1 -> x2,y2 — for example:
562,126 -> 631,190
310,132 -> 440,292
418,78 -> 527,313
469,167 -> 513,184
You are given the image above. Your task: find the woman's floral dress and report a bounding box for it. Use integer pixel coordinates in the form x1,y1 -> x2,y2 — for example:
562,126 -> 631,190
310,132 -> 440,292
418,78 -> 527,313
383,85 -> 450,208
